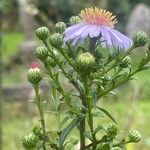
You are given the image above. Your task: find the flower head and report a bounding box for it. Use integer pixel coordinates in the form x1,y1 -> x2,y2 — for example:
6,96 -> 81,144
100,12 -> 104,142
77,52 -> 95,74
128,130 -> 141,143
64,7 -> 132,52
27,68 -> 42,85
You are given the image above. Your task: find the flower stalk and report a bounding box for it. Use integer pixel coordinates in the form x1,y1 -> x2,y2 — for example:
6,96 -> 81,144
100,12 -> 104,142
34,85 -> 46,150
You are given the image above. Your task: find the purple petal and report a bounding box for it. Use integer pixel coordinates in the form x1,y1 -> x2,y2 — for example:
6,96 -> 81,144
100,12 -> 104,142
89,25 -> 100,38
106,27 -> 133,49
100,27 -> 113,47
65,23 -> 85,33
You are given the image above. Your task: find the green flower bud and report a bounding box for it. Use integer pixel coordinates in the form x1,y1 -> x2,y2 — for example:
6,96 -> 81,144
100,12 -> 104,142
107,124 -> 118,139
49,33 -> 63,49
77,52 -> 95,74
128,130 -> 141,143
35,46 -> 48,61
32,125 -> 42,137
55,22 -> 66,33
69,16 -> 81,25
70,136 -> 79,145
45,50 -> 59,67
35,26 -> 49,41
132,31 -> 149,47
22,133 -> 38,149
119,56 -> 131,68
27,68 -> 42,85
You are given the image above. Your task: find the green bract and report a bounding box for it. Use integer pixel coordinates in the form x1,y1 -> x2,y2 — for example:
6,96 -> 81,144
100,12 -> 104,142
35,26 -> 49,41
35,45 -> 49,62
119,56 -> 131,68
27,68 -> 42,85
22,133 -> 38,149
128,130 -> 141,142
69,16 -> 81,25
55,22 -> 66,33
77,52 -> 95,74
132,31 -> 148,47
49,33 -> 63,49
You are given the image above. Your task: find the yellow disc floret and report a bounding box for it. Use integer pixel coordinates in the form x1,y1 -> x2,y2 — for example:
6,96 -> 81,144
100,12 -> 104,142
79,7 -> 117,27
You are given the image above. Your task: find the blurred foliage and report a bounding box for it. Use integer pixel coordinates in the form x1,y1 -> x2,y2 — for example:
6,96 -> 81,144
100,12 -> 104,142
2,32 -> 23,63
0,0 -> 150,31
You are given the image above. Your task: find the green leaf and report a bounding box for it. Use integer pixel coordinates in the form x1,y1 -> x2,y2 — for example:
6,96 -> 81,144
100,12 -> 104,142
92,111 -> 104,118
138,58 -> 146,67
94,125 -> 103,134
84,131 -> 93,141
60,116 -> 70,127
59,116 -> 82,149
96,106 -> 117,123
140,65 -> 150,71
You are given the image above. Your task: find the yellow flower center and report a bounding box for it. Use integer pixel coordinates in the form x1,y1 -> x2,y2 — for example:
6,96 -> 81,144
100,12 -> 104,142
79,7 -> 118,27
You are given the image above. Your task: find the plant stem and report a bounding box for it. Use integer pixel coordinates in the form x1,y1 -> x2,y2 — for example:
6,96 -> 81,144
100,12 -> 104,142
82,77 -> 97,150
79,100 -> 86,150
34,85 -> 46,150
85,138 -> 109,149
100,45 -> 135,76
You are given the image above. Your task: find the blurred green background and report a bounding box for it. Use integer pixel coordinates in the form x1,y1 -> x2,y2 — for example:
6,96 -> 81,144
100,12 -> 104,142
0,0 -> 150,149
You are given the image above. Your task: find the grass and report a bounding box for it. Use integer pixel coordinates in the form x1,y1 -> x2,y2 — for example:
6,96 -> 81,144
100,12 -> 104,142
2,32 -> 23,64
2,100 -> 150,150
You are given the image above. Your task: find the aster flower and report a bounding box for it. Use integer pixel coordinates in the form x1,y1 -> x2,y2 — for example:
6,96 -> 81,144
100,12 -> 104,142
64,7 -> 133,52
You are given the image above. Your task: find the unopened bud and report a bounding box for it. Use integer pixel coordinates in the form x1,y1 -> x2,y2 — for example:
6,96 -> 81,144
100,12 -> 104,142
32,125 -> 42,137
49,33 -> 63,49
35,26 -> 49,41
119,56 -> 131,68
107,124 -> 118,139
35,46 -> 48,61
128,130 -> 141,143
22,133 -> 38,149
69,16 -> 81,25
132,31 -> 148,47
27,68 -> 42,85
55,22 -> 66,33
77,52 -> 95,74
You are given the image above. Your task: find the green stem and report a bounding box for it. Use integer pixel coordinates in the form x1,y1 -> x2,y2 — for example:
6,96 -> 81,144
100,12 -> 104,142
87,102 -> 97,150
85,137 -> 109,149
82,76 -> 97,150
34,85 -> 46,150
79,100 -> 86,150
100,45 -> 135,76
113,140 -> 130,147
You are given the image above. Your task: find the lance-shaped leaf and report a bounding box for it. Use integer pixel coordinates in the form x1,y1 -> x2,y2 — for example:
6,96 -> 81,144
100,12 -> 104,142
96,106 -> 117,123
59,116 -> 82,149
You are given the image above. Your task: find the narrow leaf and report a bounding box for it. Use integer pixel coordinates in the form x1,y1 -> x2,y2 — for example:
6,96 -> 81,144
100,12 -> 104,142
59,116 -> 82,149
96,106 -> 117,123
